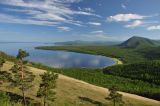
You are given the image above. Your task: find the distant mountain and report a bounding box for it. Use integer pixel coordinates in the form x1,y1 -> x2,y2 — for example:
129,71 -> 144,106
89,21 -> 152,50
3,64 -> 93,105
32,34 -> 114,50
119,36 -> 157,48
55,40 -> 121,46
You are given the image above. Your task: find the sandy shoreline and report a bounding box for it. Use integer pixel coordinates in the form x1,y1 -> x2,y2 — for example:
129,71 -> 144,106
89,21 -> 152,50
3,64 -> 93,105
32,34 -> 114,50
112,58 -> 123,65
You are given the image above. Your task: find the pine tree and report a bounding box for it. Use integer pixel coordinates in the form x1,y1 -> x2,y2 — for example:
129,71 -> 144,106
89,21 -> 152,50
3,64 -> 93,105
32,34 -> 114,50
0,58 -> 5,71
37,71 -> 58,106
0,58 -> 5,85
10,49 -> 35,106
107,86 -> 123,106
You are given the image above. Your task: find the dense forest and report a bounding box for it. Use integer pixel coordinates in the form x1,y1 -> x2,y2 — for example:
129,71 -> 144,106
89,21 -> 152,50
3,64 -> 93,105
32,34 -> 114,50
104,61 -> 160,85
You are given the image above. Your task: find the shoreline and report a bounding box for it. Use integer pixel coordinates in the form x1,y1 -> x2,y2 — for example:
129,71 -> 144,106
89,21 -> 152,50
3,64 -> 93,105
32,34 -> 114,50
112,58 -> 123,65
36,47 -> 124,66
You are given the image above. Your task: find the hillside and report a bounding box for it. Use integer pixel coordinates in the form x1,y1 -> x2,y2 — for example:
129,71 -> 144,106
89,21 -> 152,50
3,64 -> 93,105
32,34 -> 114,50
119,36 -> 155,48
55,40 -> 121,46
0,61 -> 160,106
104,60 -> 160,85
136,46 -> 160,60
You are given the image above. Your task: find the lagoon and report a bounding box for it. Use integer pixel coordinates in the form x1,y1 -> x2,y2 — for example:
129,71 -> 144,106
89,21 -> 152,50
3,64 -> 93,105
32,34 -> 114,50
0,43 -> 116,68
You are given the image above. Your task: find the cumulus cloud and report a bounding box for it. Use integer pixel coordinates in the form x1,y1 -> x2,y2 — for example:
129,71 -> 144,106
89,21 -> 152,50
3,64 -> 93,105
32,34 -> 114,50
58,26 -> 72,31
125,20 -> 143,28
147,25 -> 160,30
0,0 -> 100,26
107,14 -> 145,22
88,22 -> 101,26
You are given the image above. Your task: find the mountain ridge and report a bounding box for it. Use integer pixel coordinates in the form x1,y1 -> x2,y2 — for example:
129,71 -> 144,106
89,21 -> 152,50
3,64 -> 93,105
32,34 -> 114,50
119,36 -> 160,48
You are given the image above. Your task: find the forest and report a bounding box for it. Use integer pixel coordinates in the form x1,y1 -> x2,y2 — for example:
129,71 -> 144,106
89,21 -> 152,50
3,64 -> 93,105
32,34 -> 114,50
104,60 -> 160,85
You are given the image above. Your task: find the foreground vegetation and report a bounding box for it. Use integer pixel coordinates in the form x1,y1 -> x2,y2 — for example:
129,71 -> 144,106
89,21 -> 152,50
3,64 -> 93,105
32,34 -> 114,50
0,50 -> 58,106
1,61 -> 158,106
31,62 -> 160,100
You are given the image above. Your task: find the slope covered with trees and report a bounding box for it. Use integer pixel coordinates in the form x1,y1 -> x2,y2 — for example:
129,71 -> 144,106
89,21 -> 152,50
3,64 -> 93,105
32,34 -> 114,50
31,62 -> 160,101
119,36 -> 155,48
104,61 -> 160,85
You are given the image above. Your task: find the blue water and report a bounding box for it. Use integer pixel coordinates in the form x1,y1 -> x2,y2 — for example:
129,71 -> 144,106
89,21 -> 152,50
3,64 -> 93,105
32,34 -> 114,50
0,43 -> 116,68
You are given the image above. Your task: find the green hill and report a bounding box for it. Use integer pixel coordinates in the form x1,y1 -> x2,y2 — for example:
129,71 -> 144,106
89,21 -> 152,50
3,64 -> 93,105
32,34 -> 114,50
119,36 -> 155,48
104,60 -> 160,85
103,60 -> 160,100
55,40 -> 121,46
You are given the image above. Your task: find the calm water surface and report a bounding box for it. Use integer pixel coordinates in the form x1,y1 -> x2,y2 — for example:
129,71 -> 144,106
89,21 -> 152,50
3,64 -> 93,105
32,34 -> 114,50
0,43 -> 116,68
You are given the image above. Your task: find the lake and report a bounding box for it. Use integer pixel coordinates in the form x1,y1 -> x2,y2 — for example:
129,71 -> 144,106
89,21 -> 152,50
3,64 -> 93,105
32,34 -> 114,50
0,43 -> 116,68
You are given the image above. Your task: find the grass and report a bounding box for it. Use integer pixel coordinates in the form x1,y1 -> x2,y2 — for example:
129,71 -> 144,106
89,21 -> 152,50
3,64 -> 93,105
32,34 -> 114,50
1,61 -> 159,106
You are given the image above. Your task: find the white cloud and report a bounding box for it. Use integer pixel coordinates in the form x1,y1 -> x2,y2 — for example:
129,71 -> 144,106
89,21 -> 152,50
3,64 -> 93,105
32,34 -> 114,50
0,0 -> 100,26
121,4 -> 126,9
58,26 -> 72,31
107,14 -> 145,22
125,20 -> 143,28
78,7 -> 95,13
88,22 -> 101,26
0,13 -> 58,26
147,25 -> 160,30
84,8 -> 95,12
91,31 -> 103,34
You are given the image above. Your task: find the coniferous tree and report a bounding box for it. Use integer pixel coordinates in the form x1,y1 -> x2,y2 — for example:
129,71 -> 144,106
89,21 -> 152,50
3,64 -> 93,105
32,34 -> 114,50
0,58 -> 5,71
37,71 -> 58,106
10,49 -> 35,106
0,58 -> 5,85
107,86 -> 123,106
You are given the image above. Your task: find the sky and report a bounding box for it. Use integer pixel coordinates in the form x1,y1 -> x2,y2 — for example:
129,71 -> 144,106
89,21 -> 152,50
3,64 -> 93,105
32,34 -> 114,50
0,0 -> 160,42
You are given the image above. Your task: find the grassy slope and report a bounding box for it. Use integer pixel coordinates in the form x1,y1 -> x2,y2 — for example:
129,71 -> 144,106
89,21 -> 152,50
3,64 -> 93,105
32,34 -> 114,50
1,62 -> 159,106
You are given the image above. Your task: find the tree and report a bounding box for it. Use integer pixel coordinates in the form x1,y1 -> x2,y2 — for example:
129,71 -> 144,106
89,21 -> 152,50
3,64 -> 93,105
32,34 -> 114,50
0,58 -> 5,71
107,86 -> 123,106
0,58 -> 5,85
37,71 -> 58,106
0,91 -> 10,105
10,49 -> 35,106
17,49 -> 29,106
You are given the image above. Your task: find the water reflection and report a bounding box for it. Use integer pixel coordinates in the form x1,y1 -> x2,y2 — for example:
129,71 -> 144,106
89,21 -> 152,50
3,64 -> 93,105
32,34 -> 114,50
0,43 -> 116,68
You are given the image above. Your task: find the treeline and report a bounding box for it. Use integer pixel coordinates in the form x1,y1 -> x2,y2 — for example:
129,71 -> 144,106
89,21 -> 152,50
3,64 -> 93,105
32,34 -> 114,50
0,51 -> 16,62
104,61 -> 160,85
30,62 -> 160,100
136,46 -> 160,60
35,46 -> 146,63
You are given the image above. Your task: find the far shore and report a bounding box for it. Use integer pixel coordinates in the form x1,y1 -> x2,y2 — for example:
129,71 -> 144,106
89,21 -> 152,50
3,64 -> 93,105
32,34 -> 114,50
112,58 -> 123,65
36,46 -> 124,65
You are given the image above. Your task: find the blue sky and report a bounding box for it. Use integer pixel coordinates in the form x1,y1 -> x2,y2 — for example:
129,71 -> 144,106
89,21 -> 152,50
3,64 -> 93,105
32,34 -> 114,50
0,0 -> 160,42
